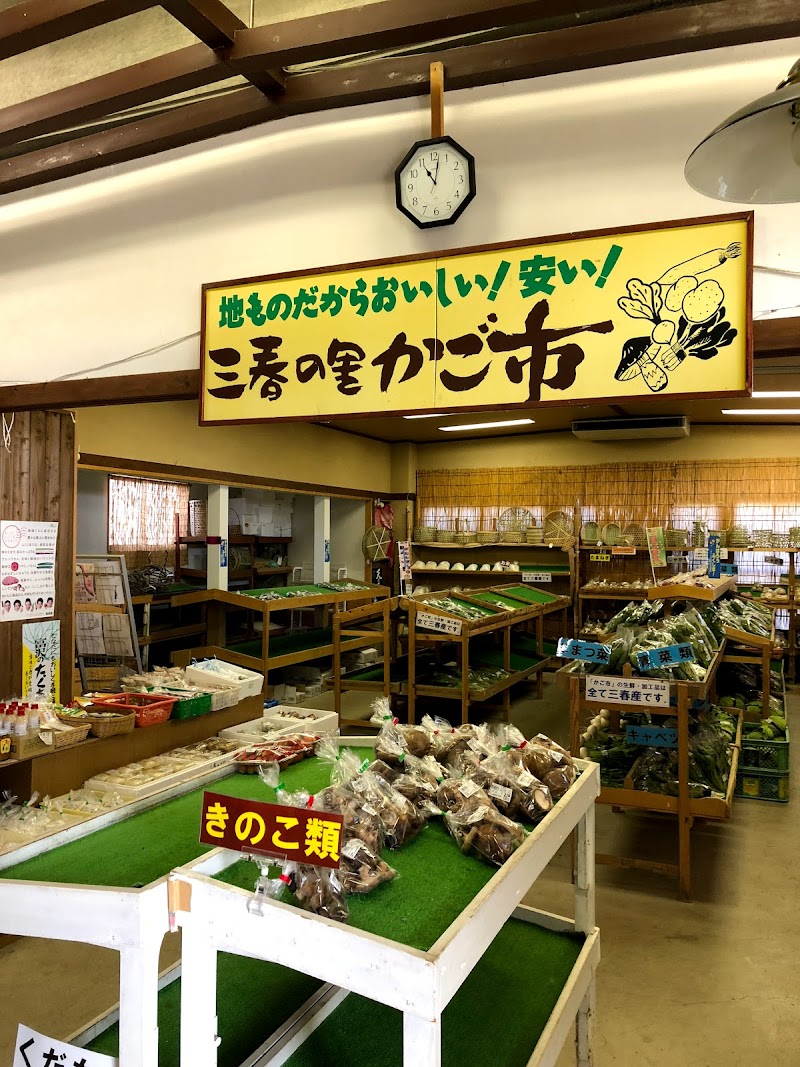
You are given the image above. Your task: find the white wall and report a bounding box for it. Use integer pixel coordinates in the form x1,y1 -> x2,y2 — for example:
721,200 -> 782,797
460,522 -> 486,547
288,494 -> 315,580
331,498 -> 367,580
0,39 -> 798,388
76,469 -> 108,554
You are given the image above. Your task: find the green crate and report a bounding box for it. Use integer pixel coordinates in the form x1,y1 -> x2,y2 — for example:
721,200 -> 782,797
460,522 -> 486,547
170,692 -> 212,720
739,723 -> 790,773
735,768 -> 790,803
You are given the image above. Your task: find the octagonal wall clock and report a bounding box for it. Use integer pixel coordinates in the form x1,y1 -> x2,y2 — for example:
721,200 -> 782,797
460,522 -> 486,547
395,134 -> 477,229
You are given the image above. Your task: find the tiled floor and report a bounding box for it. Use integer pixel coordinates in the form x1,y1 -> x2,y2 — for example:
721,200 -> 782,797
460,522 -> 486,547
0,678 -> 795,1066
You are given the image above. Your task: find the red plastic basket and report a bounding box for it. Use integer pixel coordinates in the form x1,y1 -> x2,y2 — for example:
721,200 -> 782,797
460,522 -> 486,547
92,692 -> 177,728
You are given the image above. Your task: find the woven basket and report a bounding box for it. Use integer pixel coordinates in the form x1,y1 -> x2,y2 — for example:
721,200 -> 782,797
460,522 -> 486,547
453,532 -> 471,544
503,530 -> 524,544
475,531 -> 496,544
413,526 -> 436,543
51,722 -> 91,748
436,529 -> 456,543
58,709 -> 135,738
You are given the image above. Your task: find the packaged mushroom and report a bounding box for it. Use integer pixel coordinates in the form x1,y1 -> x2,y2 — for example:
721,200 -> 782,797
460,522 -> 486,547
516,734 -> 577,800
338,837 -> 397,895
444,800 -> 526,867
374,717 -> 431,765
419,714 -> 461,760
292,864 -> 350,923
436,776 -> 494,814
352,768 -> 425,849
312,738 -> 384,853
375,755 -> 442,819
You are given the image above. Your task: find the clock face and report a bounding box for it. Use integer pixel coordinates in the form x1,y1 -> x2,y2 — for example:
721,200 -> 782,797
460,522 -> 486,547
395,136 -> 476,229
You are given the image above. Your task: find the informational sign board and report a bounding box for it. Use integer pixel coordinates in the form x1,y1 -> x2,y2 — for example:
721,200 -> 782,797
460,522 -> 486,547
612,546 -> 637,556
200,792 -> 343,868
397,540 -> 412,595
200,214 -> 751,424
14,1024 -> 117,1067
22,620 -> 60,702
707,533 -> 721,578
625,724 -> 678,748
557,637 -> 612,664
635,643 -> 695,671
522,571 -> 552,583
590,553 -> 610,562
416,610 -> 463,636
719,563 -> 738,576
585,676 -> 670,706
647,527 -> 667,569
0,521 -> 57,621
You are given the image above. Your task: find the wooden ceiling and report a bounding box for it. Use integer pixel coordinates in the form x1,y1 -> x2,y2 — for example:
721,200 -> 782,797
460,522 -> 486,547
0,0 -> 798,195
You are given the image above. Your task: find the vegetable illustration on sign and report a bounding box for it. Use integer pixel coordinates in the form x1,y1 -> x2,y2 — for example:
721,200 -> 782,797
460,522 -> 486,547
615,242 -> 741,392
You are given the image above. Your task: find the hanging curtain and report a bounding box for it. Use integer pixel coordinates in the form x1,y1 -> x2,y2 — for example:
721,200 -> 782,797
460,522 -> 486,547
108,476 -> 189,570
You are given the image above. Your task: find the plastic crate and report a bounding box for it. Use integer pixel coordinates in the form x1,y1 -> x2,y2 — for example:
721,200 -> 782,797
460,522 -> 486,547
735,768 -> 790,803
186,659 -> 263,700
91,692 -> 177,728
739,725 -> 790,773
170,692 -> 212,720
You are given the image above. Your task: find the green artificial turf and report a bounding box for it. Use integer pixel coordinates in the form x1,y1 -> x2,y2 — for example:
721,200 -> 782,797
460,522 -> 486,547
230,627 -> 334,660
241,584 -> 330,599
473,643 -> 545,673
284,920 -> 583,1067
0,750 -> 371,888
88,952 -> 321,1067
470,592 -> 531,611
503,585 -> 563,604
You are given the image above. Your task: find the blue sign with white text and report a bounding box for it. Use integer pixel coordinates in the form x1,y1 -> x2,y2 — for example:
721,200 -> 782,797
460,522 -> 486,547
626,724 -> 678,748
719,563 -> 738,576
557,637 -> 611,664
707,533 -> 721,578
635,643 -> 695,671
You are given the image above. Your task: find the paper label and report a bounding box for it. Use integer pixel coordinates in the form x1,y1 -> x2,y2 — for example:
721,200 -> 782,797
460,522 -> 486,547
467,738 -> 484,754
517,769 -> 535,788
612,546 -> 636,555
465,804 -> 490,824
522,571 -> 552,583
488,783 -> 513,804
551,752 -> 564,764
585,675 -> 671,707
361,803 -> 378,816
341,838 -> 365,860
417,610 -> 463,636
590,552 -> 610,562
459,779 -> 481,798
14,1025 -> 117,1066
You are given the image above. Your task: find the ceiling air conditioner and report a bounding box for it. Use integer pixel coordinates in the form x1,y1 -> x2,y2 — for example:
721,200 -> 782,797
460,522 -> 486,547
571,416 -> 690,441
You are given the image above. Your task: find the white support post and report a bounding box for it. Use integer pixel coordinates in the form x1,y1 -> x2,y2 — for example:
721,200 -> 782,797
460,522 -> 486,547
576,978 -> 596,1067
179,930 -> 220,1067
314,496 -> 331,585
207,484 -> 229,591
403,1013 -> 442,1067
118,941 -> 162,1067
574,801 -> 596,935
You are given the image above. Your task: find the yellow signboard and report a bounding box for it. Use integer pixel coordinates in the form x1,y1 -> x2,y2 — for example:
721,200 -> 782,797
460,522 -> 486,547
200,213 -> 752,424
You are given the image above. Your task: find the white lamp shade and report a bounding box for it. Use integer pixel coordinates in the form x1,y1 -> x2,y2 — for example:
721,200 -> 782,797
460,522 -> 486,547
685,60 -> 800,204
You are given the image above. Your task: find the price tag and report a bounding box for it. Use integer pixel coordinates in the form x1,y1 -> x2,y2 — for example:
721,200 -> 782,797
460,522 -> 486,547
522,571 -> 552,583
590,553 -> 610,562
635,643 -> 695,670
557,637 -> 611,665
14,1025 -> 117,1067
585,676 -> 670,707
625,724 -> 678,748
488,783 -> 513,805
612,546 -> 636,556
416,610 -> 463,636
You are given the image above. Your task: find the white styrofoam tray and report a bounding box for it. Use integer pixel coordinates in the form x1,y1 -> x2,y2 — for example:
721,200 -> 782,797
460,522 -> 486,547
264,707 -> 338,735
186,660 -> 264,700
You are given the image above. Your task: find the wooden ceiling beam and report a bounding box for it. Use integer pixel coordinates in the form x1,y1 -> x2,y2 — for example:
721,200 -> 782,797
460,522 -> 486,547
0,0 -> 153,61
225,0 -> 618,72
0,43 -> 228,149
0,85 -> 272,193
161,0 -> 284,92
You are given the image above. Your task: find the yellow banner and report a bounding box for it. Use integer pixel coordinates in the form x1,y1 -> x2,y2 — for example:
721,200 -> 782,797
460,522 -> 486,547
200,213 -> 752,423
22,620 -> 60,702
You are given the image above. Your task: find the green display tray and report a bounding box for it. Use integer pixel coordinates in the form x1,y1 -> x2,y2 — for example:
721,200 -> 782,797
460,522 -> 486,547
240,584 -> 332,600
230,627 -> 334,660
503,585 -> 563,605
470,591 -> 532,611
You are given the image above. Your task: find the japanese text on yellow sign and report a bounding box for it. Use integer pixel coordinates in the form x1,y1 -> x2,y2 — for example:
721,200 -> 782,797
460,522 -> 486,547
200,214 -> 751,423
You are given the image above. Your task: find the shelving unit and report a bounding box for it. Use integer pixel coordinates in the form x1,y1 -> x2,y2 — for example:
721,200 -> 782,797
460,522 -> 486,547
171,747 -> 601,1067
410,540 -> 575,600
566,644 -> 735,900
175,533 -> 293,589
174,581 -> 390,693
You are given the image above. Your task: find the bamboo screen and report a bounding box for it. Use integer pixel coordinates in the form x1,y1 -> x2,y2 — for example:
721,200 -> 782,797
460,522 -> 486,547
108,476 -> 189,569
416,460 -> 800,533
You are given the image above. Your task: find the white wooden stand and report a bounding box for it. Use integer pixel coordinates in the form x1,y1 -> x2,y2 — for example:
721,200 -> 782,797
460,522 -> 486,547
171,759 -> 600,1067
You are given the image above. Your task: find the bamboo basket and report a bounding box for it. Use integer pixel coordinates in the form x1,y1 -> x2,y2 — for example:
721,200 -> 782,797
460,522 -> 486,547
58,709 -> 135,738
476,531 -> 496,544
413,526 -> 436,543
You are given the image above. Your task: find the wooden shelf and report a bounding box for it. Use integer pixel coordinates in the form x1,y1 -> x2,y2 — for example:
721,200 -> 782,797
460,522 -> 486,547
579,590 -> 648,600
137,622 -> 208,647
647,574 -> 736,602
179,567 -> 292,579
411,541 -> 569,550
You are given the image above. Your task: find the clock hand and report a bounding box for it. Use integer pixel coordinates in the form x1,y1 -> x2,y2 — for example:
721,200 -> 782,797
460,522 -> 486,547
421,163 -> 435,182
434,159 -> 440,184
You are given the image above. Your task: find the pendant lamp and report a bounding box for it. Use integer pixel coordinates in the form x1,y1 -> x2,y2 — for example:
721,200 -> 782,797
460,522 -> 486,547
685,58 -> 800,203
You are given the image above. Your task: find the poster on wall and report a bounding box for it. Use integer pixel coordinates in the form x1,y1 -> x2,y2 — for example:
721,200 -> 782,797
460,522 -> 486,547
200,212 -> 752,425
0,521 -> 58,621
22,620 -> 60,702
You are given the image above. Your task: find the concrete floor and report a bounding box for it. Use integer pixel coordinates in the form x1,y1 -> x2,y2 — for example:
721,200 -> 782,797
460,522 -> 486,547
0,678 -> 796,1066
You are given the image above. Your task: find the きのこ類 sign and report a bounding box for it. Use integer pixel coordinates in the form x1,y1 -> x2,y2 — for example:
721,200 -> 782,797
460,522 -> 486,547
585,676 -> 670,707
200,792 -> 343,869
0,522 -> 58,622
635,643 -> 695,671
557,638 -> 612,664
200,214 -> 751,424
416,611 -> 463,636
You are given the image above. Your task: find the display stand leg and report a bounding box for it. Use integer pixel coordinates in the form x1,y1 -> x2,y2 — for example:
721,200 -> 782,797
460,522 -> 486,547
333,619 -> 342,727
408,602 -> 417,726
179,933 -> 219,1067
575,801 -> 596,935
403,1012 -> 442,1067
536,615 -> 544,699
460,634 -> 469,726
118,941 -> 162,1067
677,683 -> 692,901
575,978 -> 596,1067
